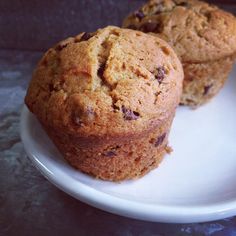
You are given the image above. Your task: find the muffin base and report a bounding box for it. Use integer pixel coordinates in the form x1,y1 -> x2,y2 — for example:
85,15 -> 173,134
181,55 -> 235,107
42,115 -> 174,182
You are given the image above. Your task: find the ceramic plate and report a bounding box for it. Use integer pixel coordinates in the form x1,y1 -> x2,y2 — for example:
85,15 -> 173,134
20,66 -> 236,223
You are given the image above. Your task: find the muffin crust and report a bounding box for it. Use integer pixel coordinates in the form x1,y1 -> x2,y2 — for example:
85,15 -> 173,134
25,26 -> 183,181
123,0 -> 236,106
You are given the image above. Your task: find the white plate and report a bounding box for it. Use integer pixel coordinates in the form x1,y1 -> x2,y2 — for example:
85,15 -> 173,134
20,66 -> 236,223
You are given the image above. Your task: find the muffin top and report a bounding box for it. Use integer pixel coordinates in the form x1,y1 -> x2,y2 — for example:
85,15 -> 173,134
123,0 -> 236,63
25,26 -> 183,138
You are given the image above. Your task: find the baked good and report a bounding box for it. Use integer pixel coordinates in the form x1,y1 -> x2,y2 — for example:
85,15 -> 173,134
123,0 -> 236,107
25,26 -> 183,181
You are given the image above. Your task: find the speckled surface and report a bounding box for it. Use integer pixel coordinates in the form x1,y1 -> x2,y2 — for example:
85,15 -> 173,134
1,49 -> 236,236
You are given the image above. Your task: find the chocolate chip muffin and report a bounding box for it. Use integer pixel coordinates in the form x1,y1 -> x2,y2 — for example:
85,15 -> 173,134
123,0 -> 236,107
25,26 -> 183,181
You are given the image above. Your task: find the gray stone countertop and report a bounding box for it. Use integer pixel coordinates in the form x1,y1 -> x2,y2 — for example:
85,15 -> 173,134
1,49 -> 236,236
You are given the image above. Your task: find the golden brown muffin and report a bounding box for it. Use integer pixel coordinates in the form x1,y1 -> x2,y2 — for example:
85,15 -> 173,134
25,26 -> 183,181
123,0 -> 236,107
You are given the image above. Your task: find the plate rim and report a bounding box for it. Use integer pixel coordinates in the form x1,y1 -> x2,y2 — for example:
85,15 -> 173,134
20,105 -> 236,223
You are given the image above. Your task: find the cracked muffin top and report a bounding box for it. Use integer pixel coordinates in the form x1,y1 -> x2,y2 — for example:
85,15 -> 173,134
123,0 -> 236,63
25,26 -> 183,137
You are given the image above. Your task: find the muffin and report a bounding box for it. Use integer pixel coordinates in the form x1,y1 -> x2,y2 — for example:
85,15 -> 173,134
123,0 -> 236,107
25,26 -> 183,181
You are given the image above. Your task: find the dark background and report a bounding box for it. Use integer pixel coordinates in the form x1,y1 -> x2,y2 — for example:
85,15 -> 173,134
1,1 -> 236,236
0,0 -> 235,51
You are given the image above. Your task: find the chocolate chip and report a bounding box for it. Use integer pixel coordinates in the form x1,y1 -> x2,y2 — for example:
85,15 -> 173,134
122,106 -> 140,120
49,83 -> 54,92
80,32 -> 93,42
72,111 -> 81,126
203,85 -> 213,95
98,63 -> 106,78
186,77 -> 194,82
55,38 -> 75,51
155,91 -> 162,97
177,2 -> 188,7
140,22 -> 162,33
103,150 -> 117,157
127,24 -> 137,30
134,10 -> 145,20
112,104 -> 120,111
155,133 -> 166,147
203,12 -> 212,22
41,58 -> 48,66
73,116 -> 83,127
154,66 -> 166,84
55,43 -> 68,51
72,108 -> 94,127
